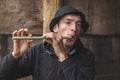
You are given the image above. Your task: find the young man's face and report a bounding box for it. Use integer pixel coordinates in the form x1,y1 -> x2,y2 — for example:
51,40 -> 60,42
53,14 -> 83,47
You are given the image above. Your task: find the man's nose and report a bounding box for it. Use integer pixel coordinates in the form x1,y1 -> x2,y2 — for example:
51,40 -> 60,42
71,23 -> 77,31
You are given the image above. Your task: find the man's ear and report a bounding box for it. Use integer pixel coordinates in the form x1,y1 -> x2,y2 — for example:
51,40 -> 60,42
53,24 -> 59,32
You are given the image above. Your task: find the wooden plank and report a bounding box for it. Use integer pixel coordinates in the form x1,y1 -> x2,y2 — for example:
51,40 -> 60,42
81,35 -> 113,63
43,0 -> 62,33
64,0 -> 89,13
0,35 -> 9,57
90,0 -> 118,35
117,0 -> 120,34
0,0 -> 43,34
112,38 -> 120,62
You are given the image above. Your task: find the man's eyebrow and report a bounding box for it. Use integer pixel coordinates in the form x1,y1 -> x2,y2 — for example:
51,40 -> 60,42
65,19 -> 82,23
64,19 -> 73,21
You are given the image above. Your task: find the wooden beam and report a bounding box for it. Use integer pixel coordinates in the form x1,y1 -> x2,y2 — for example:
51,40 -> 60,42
43,0 -> 62,33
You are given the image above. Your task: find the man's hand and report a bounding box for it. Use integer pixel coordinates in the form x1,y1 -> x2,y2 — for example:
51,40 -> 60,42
12,28 -> 33,58
43,32 -> 68,62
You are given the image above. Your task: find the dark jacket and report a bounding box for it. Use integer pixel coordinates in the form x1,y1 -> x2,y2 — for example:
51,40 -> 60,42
0,39 -> 95,80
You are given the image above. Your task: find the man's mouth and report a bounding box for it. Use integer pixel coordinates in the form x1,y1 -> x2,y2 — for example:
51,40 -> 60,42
68,35 -> 76,41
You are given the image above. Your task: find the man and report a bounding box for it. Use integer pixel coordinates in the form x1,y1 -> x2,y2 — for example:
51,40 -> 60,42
0,5 -> 95,80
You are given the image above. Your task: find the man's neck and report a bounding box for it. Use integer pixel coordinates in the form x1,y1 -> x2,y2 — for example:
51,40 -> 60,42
64,45 -> 74,54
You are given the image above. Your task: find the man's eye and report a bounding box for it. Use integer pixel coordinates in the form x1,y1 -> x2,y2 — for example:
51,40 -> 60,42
65,22 -> 71,24
77,23 -> 82,27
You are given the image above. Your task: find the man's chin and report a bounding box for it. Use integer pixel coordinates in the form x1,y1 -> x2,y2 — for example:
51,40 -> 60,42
65,41 -> 76,47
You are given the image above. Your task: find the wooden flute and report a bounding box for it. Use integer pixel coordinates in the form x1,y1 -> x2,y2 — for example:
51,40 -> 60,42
12,36 -> 72,40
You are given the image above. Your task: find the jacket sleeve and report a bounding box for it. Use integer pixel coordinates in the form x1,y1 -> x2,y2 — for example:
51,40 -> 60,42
60,53 -> 95,80
0,51 -> 33,80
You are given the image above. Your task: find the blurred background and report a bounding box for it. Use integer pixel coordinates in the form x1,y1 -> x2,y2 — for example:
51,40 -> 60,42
0,0 -> 120,80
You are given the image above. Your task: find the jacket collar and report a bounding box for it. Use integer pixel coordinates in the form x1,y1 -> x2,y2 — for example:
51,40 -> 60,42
43,39 -> 85,55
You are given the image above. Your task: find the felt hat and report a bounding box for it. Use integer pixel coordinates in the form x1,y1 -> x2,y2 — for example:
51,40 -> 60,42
49,5 -> 89,33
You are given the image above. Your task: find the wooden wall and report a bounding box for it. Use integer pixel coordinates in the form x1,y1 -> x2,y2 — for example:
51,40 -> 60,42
0,0 -> 43,34
0,0 -> 120,80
